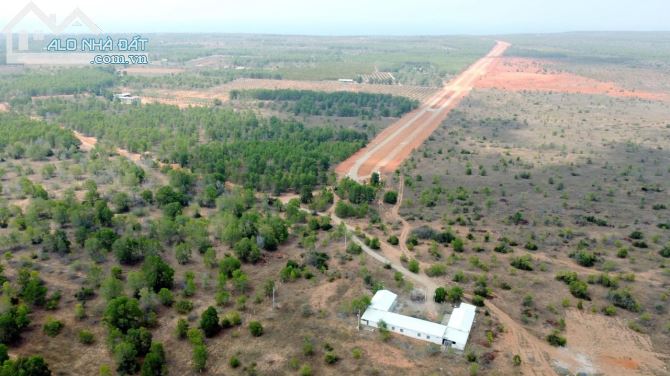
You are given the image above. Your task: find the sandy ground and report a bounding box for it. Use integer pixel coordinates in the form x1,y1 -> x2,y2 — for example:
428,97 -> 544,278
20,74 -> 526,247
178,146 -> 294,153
139,78 -> 439,108
559,309 -> 666,375
475,57 -> 670,101
335,41 -> 510,180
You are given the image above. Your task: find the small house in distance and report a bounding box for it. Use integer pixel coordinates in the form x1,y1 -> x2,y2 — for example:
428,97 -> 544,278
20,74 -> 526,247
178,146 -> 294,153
360,289 -> 476,350
114,92 -> 140,104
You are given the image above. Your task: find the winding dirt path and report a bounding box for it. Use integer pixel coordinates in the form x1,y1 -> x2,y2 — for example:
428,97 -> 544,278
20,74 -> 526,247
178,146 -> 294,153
391,175 -> 412,254
70,129 -> 169,185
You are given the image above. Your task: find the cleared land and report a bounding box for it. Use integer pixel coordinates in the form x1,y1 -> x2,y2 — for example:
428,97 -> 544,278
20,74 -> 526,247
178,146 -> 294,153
476,57 -> 670,101
336,41 -> 510,181
139,78 -> 439,107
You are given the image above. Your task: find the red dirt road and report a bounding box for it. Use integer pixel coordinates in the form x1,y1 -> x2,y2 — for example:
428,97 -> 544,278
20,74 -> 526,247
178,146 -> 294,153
335,41 -> 510,181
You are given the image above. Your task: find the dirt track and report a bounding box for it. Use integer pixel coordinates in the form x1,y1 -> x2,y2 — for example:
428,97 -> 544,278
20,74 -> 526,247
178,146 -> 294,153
335,41 -> 510,181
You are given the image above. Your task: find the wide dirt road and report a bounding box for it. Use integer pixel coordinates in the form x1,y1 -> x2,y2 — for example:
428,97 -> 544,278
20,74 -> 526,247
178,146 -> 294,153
336,41 -> 510,181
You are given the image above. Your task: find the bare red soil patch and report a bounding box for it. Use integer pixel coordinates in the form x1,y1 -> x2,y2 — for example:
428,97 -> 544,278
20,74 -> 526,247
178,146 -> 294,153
0,102 -> 8,112
476,57 -> 670,101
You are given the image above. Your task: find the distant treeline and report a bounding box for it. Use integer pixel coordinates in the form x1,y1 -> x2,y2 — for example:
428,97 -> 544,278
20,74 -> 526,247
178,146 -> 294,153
37,98 -> 367,193
230,89 -> 419,118
124,70 -> 282,90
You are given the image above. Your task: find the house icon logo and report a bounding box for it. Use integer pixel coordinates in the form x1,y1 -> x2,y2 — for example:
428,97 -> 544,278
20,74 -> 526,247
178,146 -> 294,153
2,1 -> 102,65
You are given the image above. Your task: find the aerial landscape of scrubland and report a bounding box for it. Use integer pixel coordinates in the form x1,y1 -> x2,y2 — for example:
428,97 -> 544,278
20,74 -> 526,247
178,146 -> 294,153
0,1 -> 669,375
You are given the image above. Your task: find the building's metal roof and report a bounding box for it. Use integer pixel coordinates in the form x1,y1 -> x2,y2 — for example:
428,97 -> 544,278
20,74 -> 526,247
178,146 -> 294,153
362,308 -> 449,339
370,289 -> 397,311
445,303 -> 477,350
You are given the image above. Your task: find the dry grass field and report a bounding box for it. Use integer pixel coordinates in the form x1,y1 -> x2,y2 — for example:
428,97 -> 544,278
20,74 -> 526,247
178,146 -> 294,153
391,86 -> 670,374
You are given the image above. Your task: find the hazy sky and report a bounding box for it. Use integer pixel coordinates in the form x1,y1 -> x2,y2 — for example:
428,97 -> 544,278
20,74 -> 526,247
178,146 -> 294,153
2,0 -> 669,35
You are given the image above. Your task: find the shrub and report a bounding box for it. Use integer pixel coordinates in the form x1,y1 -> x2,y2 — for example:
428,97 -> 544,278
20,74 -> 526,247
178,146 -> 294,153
141,342 -> 167,376
571,251 -> 597,267
200,306 -> 221,337
299,364 -> 313,376
602,305 -> 617,316
104,296 -> 142,333
659,245 -> 670,258
607,289 -> 640,312
114,341 -> 139,374
524,242 -> 538,251
569,280 -> 590,300
510,255 -> 533,271
192,344 -> 208,372
175,300 -> 194,314
229,356 -> 240,368
555,271 -> 578,284
383,191 -> 398,205
493,242 -> 512,254
43,318 -> 64,337
387,235 -> 399,245
434,287 -> 447,303
249,321 -> 263,337
324,352 -> 340,364
78,329 -> 95,344
158,288 -> 174,307
472,295 -> 485,307
546,330 -> 566,347
451,238 -> 465,252
447,286 -> 464,303
425,263 -> 447,277
408,259 -> 420,273
176,319 -> 189,339
346,243 -> 363,255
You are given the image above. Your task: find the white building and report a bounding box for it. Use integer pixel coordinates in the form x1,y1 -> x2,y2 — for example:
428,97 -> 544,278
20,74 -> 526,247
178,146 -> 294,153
360,290 -> 476,350
114,92 -> 140,104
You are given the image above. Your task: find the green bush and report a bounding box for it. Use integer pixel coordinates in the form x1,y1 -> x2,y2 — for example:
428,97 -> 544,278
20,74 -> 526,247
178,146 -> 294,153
43,318 -> 64,337
249,321 -> 263,337
383,191 -> 398,205
546,330 -> 566,347
324,352 -> 340,364
434,287 -> 447,303
607,289 -> 640,312
387,235 -> 399,245
510,255 -> 533,271
425,263 -> 447,277
229,356 -> 241,368
78,329 -> 95,344
200,306 -> 221,337
571,251 -> 597,267
602,305 -> 617,316
408,259 -> 420,273
569,280 -> 590,300
447,286 -> 464,303
175,300 -> 194,314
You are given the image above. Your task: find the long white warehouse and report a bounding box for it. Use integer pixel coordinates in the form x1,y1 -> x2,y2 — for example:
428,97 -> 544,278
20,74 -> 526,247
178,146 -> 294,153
360,290 -> 476,350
